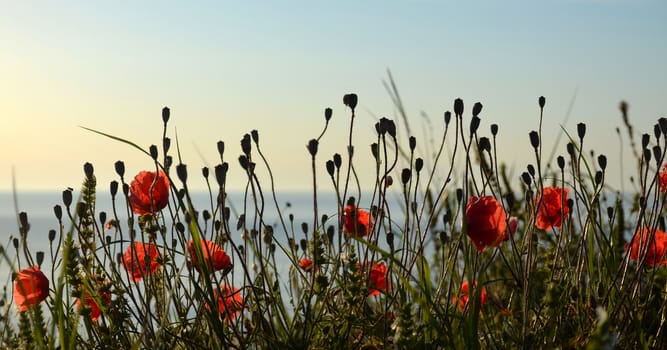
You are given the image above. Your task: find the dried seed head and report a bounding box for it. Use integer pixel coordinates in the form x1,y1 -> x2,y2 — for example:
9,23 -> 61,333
521,172 -> 532,186
114,160 -> 125,178
454,98 -> 464,116
529,131 -> 540,149
251,130 -> 259,144
415,158 -> 424,172
401,168 -> 411,185
149,145 -> 159,160
527,164 -> 535,176
333,153 -> 342,169
162,107 -> 170,123
539,96 -> 546,109
491,124 -> 498,136
54,205 -> 62,221
83,162 -> 94,180
444,111 -> 451,125
472,102 -> 483,117
343,93 -> 358,110
577,123 -> 586,140
469,116 -> 480,136
409,136 -> 416,152
642,133 -> 650,149
202,167 -> 209,179
557,156 -> 565,170
326,160 -> 335,177
597,155 -> 607,170
176,163 -> 188,183
217,141 -> 225,156
371,143 -> 379,159
307,139 -> 318,157
324,108 -> 332,122
241,134 -> 252,156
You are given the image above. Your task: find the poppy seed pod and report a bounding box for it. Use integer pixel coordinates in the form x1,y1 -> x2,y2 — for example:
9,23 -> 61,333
454,98 -> 464,116
53,205 -> 62,221
527,164 -> 535,176
63,189 -> 73,207
567,143 -> 575,156
307,139 -> 318,156
202,167 -> 209,179
653,146 -> 662,166
644,148 -> 651,163
577,123 -> 586,140
343,93 -> 358,110
595,171 -> 603,185
539,96 -> 546,109
301,222 -> 308,235
521,172 -> 532,186
409,136 -> 416,152
654,124 -> 661,141
456,188 -> 463,203
491,124 -> 498,136
478,137 -> 491,153
444,111 -> 451,125
642,134 -> 650,149
472,102 -> 483,117
371,143 -> 379,160
659,117 -> 667,136
238,155 -> 249,170
215,163 -> 228,186
529,131 -> 540,149
83,162 -> 94,180
324,108 -> 332,122
48,229 -> 56,242
99,212 -> 106,225
163,137 -> 171,154
333,153 -> 342,169
162,107 -> 170,123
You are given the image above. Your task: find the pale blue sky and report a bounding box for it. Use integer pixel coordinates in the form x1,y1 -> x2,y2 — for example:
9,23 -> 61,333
1,0 -> 665,192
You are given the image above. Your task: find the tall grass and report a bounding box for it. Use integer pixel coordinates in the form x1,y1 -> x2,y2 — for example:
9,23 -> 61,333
1,87 -> 666,349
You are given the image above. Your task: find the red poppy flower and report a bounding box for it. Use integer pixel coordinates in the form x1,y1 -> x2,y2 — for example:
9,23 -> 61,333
660,164 -> 667,193
453,281 -> 487,312
188,239 -> 232,273
209,285 -> 244,321
343,205 -> 373,237
122,242 -> 161,282
129,170 -> 170,215
13,265 -> 49,312
368,261 -> 389,296
465,196 -> 507,251
76,279 -> 112,322
535,186 -> 569,230
299,257 -> 314,272
626,227 -> 667,266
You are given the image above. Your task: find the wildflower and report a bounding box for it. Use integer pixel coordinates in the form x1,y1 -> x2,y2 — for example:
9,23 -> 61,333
128,170 -> 170,215
122,242 -> 161,282
626,227 -> 667,266
210,285 -> 244,321
369,261 -> 389,296
299,257 -> 314,272
343,205 -> 373,237
188,239 -> 232,273
465,196 -> 507,251
13,265 -> 49,312
660,163 -> 667,192
76,279 -> 111,322
453,281 -> 487,312
535,186 -> 569,230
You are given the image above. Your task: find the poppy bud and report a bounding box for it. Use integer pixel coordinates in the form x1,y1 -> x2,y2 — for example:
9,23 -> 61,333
644,148 -> 651,163
444,111 -> 451,125
239,155 -> 249,170
401,168 -> 411,185
409,136 -> 416,152
597,155 -> 607,170
115,160 -> 125,178
472,102 -> 483,117
217,141 -> 225,157
83,162 -> 94,180
202,167 -> 209,179
326,160 -> 335,177
371,143 -> 379,159
300,239 -> 307,252
642,134 -> 650,149
653,146 -> 662,166
54,205 -> 62,221
415,158 -> 424,172
343,93 -> 358,110
63,189 -> 73,207
469,116 -> 480,136
149,145 -> 159,161
251,130 -> 259,144
557,156 -> 565,170
333,153 -> 342,169
163,137 -> 171,154
110,180 -> 118,197
595,171 -> 603,185
48,229 -> 56,242
491,124 -> 498,136
521,172 -> 532,186
99,212 -> 106,225
527,164 -> 535,176
539,96 -> 545,109
176,163 -> 188,183
386,119 -> 396,138
241,134 -> 251,156
307,139 -> 318,156
529,131 -> 540,149
162,107 -> 170,123
215,163 -> 228,186
454,98 -> 464,116
301,222 -> 308,235
566,143 -> 575,156
659,118 -> 667,136
654,124 -> 661,141
577,123 -> 586,140
324,108 -> 332,122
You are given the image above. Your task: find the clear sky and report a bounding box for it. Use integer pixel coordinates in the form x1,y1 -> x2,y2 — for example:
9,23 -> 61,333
1,0 -> 665,193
